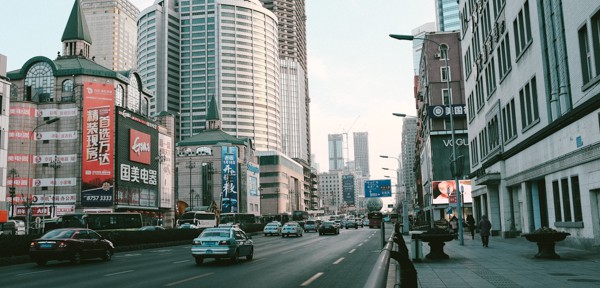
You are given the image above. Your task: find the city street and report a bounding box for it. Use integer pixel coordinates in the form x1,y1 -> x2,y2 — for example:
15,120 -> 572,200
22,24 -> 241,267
0,226 -> 390,288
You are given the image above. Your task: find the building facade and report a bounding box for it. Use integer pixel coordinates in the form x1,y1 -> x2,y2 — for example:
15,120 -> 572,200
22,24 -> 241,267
81,0 -> 140,71
435,0 -> 460,32
353,132 -> 370,178
400,117 -> 418,211
0,54 -> 11,219
257,150 -> 304,215
460,0 -> 600,250
328,134 -> 344,171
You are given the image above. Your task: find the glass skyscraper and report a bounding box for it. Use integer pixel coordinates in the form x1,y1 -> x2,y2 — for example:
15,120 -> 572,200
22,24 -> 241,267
435,0 -> 460,31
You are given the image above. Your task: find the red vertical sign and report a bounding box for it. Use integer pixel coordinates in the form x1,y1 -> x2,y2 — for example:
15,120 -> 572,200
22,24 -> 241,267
82,82 -> 115,189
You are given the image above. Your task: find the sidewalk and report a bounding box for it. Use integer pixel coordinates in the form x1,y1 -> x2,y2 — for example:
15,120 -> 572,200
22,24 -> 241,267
389,233 -> 600,287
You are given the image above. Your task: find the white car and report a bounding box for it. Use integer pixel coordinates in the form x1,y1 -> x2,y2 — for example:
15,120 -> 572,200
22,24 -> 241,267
281,222 -> 304,237
263,222 -> 282,236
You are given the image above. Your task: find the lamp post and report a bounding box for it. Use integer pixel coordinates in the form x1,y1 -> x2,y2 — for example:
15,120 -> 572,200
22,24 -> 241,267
26,117 -> 60,235
380,155 -> 410,235
390,33 -> 464,245
8,168 -> 18,218
49,156 -> 61,218
186,157 -> 195,210
155,154 -> 166,225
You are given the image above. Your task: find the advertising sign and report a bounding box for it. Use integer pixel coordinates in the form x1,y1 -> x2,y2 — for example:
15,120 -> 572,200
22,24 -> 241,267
428,104 -> 467,119
247,163 -> 259,196
431,179 -> 473,205
342,174 -> 355,205
82,82 -> 115,207
158,133 -> 174,208
430,135 -> 470,180
221,146 -> 238,213
364,179 -> 392,198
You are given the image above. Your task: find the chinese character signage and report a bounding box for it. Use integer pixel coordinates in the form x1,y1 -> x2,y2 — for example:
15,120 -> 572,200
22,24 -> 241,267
364,179 -> 392,198
82,82 -> 115,207
342,174 -> 355,205
221,146 -> 238,213
428,104 -> 467,119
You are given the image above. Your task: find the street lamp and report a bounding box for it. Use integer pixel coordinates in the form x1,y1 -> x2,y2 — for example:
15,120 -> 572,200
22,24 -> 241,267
8,168 -> 18,218
49,156 -> 61,218
390,33 -> 464,245
186,157 -> 195,210
155,154 -> 166,225
380,155 -> 410,235
26,117 -> 60,234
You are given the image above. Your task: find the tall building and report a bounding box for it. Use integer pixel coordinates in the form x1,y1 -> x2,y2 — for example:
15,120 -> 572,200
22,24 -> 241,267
81,0 -> 139,71
411,22 -> 436,75
400,118 -> 418,208
260,0 -> 310,163
137,0 -> 180,121
434,0 -> 460,31
352,132 -> 370,177
459,0 -> 600,248
328,134 -> 343,171
138,0 -> 281,151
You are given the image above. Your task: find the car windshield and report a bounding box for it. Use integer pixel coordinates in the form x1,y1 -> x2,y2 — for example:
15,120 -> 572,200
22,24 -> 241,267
266,224 -> 278,227
323,221 -> 334,225
306,221 -> 315,224
201,230 -> 231,237
41,229 -> 76,239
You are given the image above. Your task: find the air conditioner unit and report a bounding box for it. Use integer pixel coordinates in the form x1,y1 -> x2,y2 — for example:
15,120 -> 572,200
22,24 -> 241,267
434,53 -> 441,58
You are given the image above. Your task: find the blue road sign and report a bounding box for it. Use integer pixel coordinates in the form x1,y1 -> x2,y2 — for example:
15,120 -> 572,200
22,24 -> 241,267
364,179 -> 392,198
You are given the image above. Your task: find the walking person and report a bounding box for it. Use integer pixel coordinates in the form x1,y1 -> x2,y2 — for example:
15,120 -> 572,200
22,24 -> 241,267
478,215 -> 492,247
466,214 -> 476,240
449,216 -> 458,240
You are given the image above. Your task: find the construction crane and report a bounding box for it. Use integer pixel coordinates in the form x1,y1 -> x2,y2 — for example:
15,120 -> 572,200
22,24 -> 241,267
342,116 -> 360,172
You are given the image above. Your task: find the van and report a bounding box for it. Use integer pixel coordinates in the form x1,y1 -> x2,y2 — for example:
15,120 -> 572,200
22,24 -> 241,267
8,220 -> 26,235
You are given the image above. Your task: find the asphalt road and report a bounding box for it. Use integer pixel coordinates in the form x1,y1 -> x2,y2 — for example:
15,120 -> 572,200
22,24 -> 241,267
0,225 -> 392,288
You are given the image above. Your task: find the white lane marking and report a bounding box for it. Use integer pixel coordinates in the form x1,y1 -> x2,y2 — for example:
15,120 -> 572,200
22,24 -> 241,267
332,257 -> 344,265
349,249 -> 356,254
151,249 -> 172,253
282,249 -> 295,254
358,243 -> 363,247
173,260 -> 190,264
16,270 -> 52,276
115,253 -> 142,257
165,273 -> 214,287
104,270 -> 134,277
300,272 -> 324,287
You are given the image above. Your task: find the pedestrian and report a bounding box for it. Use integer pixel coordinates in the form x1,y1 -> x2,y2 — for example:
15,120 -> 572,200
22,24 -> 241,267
466,214 -> 475,240
449,216 -> 458,239
478,214 -> 492,247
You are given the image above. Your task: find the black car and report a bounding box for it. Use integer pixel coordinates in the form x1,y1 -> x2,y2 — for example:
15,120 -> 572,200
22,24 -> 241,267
319,221 -> 340,235
29,228 -> 114,266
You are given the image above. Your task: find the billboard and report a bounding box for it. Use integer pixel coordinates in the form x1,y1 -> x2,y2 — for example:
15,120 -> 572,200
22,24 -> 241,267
221,146 -> 238,213
158,133 -> 174,208
115,107 -> 159,208
431,179 -> 473,205
81,82 -> 115,207
430,135 -> 470,180
364,179 -> 392,198
342,174 -> 355,205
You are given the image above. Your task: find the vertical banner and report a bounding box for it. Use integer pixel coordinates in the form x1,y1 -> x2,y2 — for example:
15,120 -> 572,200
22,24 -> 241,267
81,82 -> 115,207
158,133 -> 173,208
342,174 -> 355,206
221,146 -> 238,213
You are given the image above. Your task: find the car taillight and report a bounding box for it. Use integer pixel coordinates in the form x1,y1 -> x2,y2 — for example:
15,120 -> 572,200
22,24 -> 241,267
218,240 -> 229,245
58,242 -> 67,248
29,242 -> 36,247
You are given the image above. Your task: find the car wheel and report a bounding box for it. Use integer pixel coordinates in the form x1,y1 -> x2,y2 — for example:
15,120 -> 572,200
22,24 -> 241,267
246,248 -> 254,261
35,259 -> 47,266
102,249 -> 112,261
195,256 -> 203,265
71,251 -> 82,264
231,250 -> 239,264
355,227 -> 358,229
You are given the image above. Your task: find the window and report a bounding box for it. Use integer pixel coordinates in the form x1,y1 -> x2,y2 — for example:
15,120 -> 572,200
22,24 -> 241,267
513,1 -> 532,57
493,0 -> 506,19
475,77 -> 485,111
501,98 -> 517,143
24,61 -> 55,102
464,46 -> 472,79
497,34 -> 512,80
441,66 -> 450,82
519,76 -> 539,129
467,92 -> 475,121
485,56 -> 497,97
579,25 -> 593,84
592,11 -> 600,79
470,137 -> 479,166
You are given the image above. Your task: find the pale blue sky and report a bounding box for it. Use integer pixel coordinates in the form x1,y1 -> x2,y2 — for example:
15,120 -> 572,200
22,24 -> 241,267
0,0 -> 436,204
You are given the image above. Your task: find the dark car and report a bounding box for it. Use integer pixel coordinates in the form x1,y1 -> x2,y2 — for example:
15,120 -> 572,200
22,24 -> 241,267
29,228 -> 114,266
345,219 -> 358,229
319,221 -> 340,235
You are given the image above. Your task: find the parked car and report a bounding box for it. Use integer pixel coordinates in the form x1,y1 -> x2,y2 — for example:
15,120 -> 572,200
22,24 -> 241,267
191,226 -> 254,265
281,222 -> 304,237
304,220 -> 318,232
139,226 -> 166,231
29,228 -> 114,266
345,220 -> 358,229
263,222 -> 282,236
319,221 -> 340,235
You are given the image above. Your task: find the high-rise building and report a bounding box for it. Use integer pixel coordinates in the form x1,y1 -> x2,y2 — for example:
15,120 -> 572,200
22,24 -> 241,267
260,0 -> 310,163
328,134 -> 344,171
137,0 -> 180,121
353,132 -> 370,177
400,118 -> 418,208
434,0 -> 460,32
411,22 -> 436,75
81,0 -> 139,71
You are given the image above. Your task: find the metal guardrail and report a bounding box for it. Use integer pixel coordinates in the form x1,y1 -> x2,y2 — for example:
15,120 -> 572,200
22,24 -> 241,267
364,223 -> 417,288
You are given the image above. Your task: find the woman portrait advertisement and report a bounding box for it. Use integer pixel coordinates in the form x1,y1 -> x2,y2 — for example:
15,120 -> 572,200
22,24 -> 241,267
431,180 -> 472,205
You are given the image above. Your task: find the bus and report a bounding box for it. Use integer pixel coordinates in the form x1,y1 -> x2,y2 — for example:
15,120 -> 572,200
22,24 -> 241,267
260,213 -> 290,224
177,211 -> 217,228
219,213 -> 261,232
50,212 -> 143,231
367,211 -> 383,229
292,210 -> 309,227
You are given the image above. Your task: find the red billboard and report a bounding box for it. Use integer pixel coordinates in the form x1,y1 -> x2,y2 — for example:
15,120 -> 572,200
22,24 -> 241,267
82,82 -> 115,206
129,129 -> 151,164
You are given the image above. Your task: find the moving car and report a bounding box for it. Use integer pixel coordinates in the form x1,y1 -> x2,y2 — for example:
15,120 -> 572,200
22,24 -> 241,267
319,221 -> 340,235
263,222 -> 282,236
345,219 -> 358,229
191,226 -> 254,265
29,228 -> 114,266
178,223 -> 198,229
139,226 -> 166,231
304,220 -> 318,232
281,222 -> 304,237
356,218 -> 364,228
